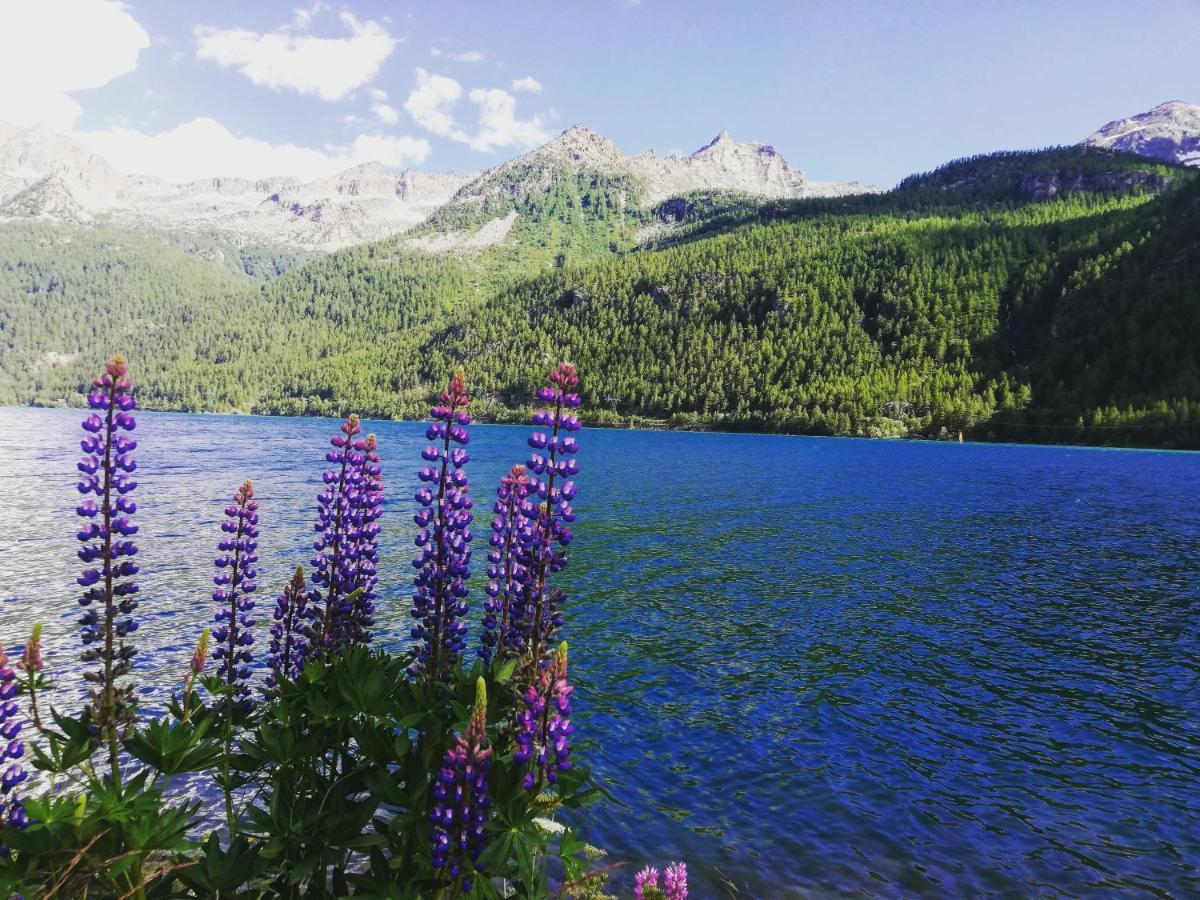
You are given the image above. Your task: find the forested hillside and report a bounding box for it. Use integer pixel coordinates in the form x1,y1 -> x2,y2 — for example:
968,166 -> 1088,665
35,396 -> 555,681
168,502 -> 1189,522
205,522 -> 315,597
1,147 -> 1197,447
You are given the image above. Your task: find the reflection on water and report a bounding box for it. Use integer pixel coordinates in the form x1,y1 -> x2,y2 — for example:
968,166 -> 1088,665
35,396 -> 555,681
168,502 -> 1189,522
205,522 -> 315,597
2,407 -> 1198,896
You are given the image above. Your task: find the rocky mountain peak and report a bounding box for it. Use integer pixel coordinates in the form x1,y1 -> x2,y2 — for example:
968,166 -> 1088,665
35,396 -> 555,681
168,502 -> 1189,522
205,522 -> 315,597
1083,100 -> 1200,167
691,131 -> 734,155
538,124 -> 629,169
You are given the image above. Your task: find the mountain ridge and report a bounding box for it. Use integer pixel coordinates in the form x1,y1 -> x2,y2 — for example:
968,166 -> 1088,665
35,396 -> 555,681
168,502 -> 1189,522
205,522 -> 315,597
0,121 -> 877,252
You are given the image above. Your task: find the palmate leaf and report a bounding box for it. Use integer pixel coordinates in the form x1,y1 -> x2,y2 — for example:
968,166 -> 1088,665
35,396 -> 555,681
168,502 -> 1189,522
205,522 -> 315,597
176,832 -> 265,894
125,714 -> 223,775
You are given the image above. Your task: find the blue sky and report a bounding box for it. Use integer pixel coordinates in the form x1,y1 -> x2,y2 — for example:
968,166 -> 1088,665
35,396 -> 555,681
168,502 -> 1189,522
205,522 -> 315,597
2,0 -> 1198,185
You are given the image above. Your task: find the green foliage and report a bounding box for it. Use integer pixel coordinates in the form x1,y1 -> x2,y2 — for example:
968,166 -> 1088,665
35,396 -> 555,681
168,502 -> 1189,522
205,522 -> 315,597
3,647 -> 601,898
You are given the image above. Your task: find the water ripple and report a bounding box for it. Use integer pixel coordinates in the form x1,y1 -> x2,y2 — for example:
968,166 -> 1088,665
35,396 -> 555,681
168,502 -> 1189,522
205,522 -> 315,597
1,410 -> 1198,897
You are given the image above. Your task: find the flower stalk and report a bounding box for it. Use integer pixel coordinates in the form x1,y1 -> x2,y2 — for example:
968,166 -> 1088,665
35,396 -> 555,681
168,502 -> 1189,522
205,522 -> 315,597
75,355 -> 139,778
410,370 -> 473,681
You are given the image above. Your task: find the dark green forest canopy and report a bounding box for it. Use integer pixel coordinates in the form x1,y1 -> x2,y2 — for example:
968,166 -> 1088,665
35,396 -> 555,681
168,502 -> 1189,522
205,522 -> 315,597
1,146 -> 1197,448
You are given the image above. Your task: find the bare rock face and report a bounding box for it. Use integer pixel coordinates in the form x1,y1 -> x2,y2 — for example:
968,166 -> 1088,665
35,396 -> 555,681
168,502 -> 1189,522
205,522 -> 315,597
0,120 -> 471,251
0,122 -> 125,208
0,174 -> 93,224
1083,100 -> 1200,167
1019,170 -> 1171,201
632,130 -> 879,202
434,125 -> 878,237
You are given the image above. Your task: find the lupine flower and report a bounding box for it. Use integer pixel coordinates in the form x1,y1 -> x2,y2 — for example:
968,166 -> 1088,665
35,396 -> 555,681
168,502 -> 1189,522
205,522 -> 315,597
268,567 -> 309,687
514,642 -> 574,790
0,644 -> 29,841
663,862 -> 689,900
479,464 -> 532,663
310,417 -> 385,654
210,480 -> 258,711
182,627 -> 210,722
634,867 -> 661,900
430,677 -> 492,893
410,371 -> 473,680
18,625 -> 42,677
515,363 -> 582,664
634,861 -> 687,899
17,624 -> 43,731
75,356 -> 139,745
342,433 -> 384,646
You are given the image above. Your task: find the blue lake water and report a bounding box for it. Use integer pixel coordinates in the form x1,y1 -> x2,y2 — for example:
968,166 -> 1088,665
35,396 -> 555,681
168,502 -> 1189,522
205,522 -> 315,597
2,407 -> 1199,897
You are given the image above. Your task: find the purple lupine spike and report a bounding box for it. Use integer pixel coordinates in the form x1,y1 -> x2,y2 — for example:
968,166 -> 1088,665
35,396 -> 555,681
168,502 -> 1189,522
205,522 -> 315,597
410,370 -> 473,681
0,644 -> 29,846
75,355 -> 140,747
479,464 -> 532,663
341,433 -> 384,647
210,480 -> 258,710
664,862 -> 689,900
430,677 -> 492,893
308,415 -> 383,655
267,566 -> 309,687
514,642 -> 574,790
515,363 -> 582,664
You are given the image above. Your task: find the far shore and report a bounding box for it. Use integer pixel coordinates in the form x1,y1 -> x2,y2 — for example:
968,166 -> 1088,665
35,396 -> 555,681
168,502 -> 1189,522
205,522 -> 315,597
10,401 -> 1196,453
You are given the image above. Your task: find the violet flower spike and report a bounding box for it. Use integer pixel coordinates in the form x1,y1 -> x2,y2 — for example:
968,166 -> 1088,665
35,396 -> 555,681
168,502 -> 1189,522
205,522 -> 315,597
514,642 -> 574,791
342,433 -> 384,647
0,644 -> 29,845
409,370 -> 473,681
75,355 -> 139,754
268,566 -> 309,686
430,677 -> 492,893
210,480 -> 258,711
480,464 -> 532,663
518,362 -> 582,664
309,415 -> 382,654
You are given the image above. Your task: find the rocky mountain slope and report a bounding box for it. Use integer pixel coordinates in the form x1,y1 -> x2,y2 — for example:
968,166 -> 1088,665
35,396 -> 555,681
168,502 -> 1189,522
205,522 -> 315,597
1083,100 -> 1200,167
0,121 -> 874,254
403,124 -> 876,254
0,122 -> 470,251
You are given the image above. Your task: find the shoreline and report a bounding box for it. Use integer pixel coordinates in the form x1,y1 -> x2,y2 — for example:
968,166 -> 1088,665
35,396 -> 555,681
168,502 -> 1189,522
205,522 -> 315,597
11,402 -> 1197,454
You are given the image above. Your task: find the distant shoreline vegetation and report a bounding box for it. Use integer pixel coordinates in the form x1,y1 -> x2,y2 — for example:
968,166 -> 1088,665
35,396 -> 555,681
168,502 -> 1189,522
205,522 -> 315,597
21,398 -> 1200,451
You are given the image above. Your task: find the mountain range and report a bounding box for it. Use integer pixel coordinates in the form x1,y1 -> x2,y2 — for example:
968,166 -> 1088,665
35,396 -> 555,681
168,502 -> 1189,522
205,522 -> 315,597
0,121 -> 874,252
1,101 -> 1198,448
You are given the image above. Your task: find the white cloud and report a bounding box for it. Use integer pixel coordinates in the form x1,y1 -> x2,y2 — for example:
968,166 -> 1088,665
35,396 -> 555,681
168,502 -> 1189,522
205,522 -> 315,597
404,68 -> 467,139
404,68 -> 548,153
372,103 -> 400,125
467,88 -> 549,152
195,11 -> 396,101
75,117 -> 431,181
430,47 -> 484,62
291,1 -> 327,30
366,88 -> 400,124
0,0 -> 427,184
511,76 -> 543,94
0,0 -> 149,130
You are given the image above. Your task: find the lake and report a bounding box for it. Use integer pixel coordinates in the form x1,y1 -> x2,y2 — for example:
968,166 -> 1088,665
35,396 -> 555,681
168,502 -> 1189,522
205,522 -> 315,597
2,407 -> 1198,897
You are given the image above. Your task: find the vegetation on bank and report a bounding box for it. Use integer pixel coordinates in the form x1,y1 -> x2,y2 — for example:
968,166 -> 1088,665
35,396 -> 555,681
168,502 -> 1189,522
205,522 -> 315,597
0,146 -> 1197,448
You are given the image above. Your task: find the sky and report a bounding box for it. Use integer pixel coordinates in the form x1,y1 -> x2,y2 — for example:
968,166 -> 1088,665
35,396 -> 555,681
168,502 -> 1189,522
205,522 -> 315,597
0,0 -> 1197,186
